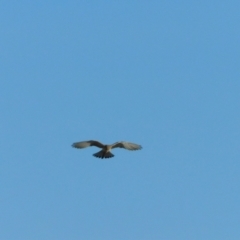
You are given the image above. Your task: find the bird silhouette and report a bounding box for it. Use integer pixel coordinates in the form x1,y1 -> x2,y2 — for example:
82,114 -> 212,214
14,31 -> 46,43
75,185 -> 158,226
72,140 -> 142,159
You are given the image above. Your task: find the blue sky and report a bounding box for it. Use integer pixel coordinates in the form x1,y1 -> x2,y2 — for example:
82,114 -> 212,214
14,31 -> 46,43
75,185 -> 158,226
1,1 -> 240,239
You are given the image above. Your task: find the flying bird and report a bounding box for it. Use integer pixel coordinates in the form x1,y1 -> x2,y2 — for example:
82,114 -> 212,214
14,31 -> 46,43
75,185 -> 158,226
72,140 -> 142,159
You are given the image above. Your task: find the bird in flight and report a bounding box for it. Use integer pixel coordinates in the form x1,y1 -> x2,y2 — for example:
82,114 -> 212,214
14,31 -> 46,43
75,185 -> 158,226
72,140 -> 142,159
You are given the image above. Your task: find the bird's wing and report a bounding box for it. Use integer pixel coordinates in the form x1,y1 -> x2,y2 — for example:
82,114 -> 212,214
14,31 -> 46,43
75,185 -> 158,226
111,141 -> 142,150
72,140 -> 105,149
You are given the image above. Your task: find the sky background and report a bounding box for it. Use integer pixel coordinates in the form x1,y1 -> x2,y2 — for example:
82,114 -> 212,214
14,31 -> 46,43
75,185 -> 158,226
1,1 -> 240,239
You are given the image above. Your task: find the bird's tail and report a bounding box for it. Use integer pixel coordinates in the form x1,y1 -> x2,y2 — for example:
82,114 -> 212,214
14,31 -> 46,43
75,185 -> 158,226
93,150 -> 114,159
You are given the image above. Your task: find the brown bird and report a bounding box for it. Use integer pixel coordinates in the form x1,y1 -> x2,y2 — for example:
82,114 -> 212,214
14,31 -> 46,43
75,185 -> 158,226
72,140 -> 142,159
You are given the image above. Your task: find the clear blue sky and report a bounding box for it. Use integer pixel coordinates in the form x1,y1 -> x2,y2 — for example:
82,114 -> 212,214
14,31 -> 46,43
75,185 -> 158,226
1,1 -> 240,239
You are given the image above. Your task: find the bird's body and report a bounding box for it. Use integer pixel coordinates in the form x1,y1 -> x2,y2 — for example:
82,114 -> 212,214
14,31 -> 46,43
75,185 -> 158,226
72,140 -> 142,159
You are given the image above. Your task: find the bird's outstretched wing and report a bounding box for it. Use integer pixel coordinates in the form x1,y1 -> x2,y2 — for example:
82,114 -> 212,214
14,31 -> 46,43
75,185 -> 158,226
111,141 -> 142,150
72,140 -> 105,149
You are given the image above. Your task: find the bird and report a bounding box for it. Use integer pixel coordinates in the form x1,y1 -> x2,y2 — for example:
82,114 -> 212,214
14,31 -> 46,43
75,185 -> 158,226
72,140 -> 142,159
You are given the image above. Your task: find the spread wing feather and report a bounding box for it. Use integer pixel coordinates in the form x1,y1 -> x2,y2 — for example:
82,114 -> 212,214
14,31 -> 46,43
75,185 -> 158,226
111,141 -> 142,150
72,140 -> 105,149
